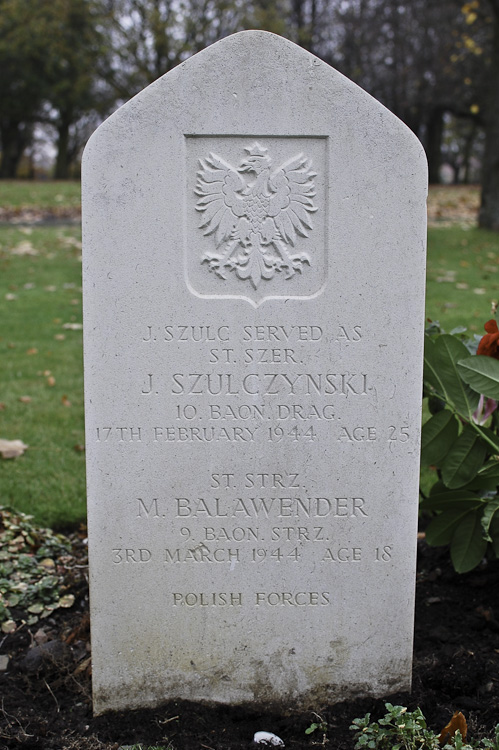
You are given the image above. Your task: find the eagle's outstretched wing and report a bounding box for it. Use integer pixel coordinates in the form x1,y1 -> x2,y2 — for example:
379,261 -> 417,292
267,154 -> 317,246
195,153 -> 246,247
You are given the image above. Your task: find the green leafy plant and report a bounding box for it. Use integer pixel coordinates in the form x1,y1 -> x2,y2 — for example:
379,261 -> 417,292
305,712 -> 328,744
0,506 -> 76,632
421,319 -> 499,572
350,703 -> 437,750
350,704 -> 499,750
482,724 -> 499,750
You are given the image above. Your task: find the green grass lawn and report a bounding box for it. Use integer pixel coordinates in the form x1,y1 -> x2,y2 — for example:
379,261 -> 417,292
0,183 -> 497,528
0,224 -> 85,528
0,180 -> 80,211
426,226 -> 499,334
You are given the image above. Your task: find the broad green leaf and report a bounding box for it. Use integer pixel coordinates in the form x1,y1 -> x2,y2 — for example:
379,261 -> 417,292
464,461 -> 499,491
425,507 -> 475,546
423,336 -> 447,398
429,480 -> 447,496
421,411 -> 459,466
420,490 -> 484,512
441,425 -> 487,489
472,424 -> 499,454
427,395 -> 446,415
457,355 -> 499,400
450,512 -> 488,573
424,335 -> 480,417
481,497 -> 499,541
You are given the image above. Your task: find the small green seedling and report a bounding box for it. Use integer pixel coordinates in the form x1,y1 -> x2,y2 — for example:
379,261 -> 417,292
305,713 -> 328,745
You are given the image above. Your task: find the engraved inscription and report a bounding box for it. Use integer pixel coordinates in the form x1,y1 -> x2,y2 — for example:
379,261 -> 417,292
98,304 -> 402,603
173,592 -> 243,606
112,548 -> 152,563
141,324 -> 365,344
174,496 -> 367,518
170,592 -> 331,607
168,372 -> 370,396
195,142 -> 317,289
95,424 -> 414,445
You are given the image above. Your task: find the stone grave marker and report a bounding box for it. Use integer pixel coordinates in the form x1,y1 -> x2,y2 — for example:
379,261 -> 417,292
82,30 -> 427,714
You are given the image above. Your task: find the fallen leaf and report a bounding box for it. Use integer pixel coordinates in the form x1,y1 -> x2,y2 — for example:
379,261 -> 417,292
73,444 -> 85,452
39,558 -> 55,571
18,396 -> 32,403
62,323 -> 83,330
436,272 -> 456,283
72,655 -> 91,677
44,285 -> 57,292
474,288 -> 487,295
5,293 -> 17,301
1,620 -> 16,634
0,403 -> 6,411
26,347 -> 38,355
34,628 -> 49,645
439,712 -> 467,745
0,439 -> 28,459
10,241 -> 37,256
61,395 -> 71,407
58,594 -> 75,608
54,334 -> 65,341
47,376 -> 56,387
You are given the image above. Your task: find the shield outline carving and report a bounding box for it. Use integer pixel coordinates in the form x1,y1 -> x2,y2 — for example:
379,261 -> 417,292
184,134 -> 328,308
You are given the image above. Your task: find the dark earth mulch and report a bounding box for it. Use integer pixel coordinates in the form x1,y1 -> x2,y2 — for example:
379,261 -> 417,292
1,536 -> 499,750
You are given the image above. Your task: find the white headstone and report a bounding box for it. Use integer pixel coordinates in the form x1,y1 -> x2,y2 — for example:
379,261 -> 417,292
82,30 -> 427,715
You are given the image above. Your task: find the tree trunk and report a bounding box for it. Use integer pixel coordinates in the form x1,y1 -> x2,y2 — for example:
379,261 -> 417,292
54,117 -> 71,179
426,107 -> 444,185
0,121 -> 28,178
479,13 -> 499,230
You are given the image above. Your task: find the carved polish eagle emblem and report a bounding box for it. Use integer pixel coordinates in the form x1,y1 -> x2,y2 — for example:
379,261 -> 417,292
195,142 -> 318,290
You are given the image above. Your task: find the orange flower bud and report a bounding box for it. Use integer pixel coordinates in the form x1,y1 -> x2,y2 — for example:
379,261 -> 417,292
477,319 -> 499,359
